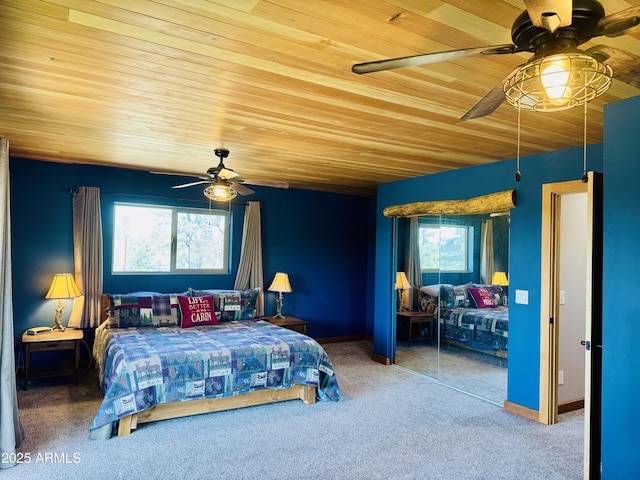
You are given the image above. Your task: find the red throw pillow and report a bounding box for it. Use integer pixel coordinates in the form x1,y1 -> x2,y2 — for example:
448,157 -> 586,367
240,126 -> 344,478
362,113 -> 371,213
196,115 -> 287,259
467,287 -> 497,309
178,295 -> 219,328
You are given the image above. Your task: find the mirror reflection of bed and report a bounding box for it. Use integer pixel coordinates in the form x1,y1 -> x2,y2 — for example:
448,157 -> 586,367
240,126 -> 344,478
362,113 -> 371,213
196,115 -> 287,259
394,211 -> 509,406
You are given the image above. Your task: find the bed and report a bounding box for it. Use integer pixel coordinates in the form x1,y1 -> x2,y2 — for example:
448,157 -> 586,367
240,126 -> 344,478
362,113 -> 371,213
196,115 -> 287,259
420,283 -> 508,358
90,290 -> 340,439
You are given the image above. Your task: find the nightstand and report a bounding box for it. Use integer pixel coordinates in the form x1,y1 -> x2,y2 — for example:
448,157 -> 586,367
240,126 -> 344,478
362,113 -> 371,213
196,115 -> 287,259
21,329 -> 83,391
263,316 -> 308,335
396,311 -> 436,347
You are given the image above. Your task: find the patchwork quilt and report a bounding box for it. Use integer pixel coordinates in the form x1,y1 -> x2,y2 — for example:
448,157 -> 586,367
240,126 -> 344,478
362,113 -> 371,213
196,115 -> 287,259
439,306 -> 509,355
90,320 -> 340,439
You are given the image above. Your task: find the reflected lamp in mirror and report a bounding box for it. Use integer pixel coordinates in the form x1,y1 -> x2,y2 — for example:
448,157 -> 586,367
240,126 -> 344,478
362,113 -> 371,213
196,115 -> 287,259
45,273 -> 82,332
491,271 -> 509,286
268,272 -> 292,319
395,271 -> 411,311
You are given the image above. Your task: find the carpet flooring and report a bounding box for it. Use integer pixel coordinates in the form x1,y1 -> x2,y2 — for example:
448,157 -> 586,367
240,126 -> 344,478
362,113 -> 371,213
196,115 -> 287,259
10,340 -> 583,479
395,340 -> 507,405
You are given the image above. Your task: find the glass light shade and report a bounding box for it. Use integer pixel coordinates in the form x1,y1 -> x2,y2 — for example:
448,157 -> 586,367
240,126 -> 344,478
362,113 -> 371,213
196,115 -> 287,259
491,271 -> 509,286
396,271 -> 411,290
504,52 -> 612,112
268,272 -> 292,293
45,273 -> 82,299
203,182 -> 237,202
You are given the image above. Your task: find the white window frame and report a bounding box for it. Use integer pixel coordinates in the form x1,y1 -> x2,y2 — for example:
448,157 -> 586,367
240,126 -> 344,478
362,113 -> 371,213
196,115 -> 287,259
418,224 -> 473,273
112,203 -> 230,274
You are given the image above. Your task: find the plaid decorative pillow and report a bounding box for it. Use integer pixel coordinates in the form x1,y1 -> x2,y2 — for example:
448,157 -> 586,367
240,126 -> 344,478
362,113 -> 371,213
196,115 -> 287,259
107,294 -> 181,328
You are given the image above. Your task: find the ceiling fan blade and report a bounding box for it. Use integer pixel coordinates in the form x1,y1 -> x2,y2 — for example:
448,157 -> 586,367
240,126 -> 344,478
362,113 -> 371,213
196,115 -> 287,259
461,66 -> 524,120
229,182 -> 254,196
598,6 -> 640,37
524,0 -> 572,30
588,45 -> 640,89
351,44 -> 517,74
171,180 -> 210,189
236,178 -> 289,189
151,170 -> 207,180
218,167 -> 239,180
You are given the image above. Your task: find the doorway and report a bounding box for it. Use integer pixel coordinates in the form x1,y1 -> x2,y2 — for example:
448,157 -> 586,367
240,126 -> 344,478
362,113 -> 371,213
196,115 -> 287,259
539,172 -> 603,479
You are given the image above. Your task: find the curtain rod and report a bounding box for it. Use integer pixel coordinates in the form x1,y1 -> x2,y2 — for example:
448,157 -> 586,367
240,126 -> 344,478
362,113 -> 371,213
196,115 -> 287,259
69,187 -> 252,206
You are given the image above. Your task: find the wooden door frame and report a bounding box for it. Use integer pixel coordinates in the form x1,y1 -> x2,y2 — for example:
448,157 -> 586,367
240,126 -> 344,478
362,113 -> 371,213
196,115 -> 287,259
540,172 -> 602,479
539,178 -> 589,425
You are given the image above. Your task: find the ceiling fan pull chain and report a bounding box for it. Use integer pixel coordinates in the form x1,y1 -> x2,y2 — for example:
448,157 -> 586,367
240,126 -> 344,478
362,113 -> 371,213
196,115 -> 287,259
515,105 -> 522,182
581,99 -> 589,183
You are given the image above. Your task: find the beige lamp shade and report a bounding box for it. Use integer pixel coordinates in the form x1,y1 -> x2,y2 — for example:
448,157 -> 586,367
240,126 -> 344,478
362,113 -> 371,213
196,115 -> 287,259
45,273 -> 82,332
491,271 -> 509,287
268,272 -> 292,293
396,271 -> 411,290
45,273 -> 82,299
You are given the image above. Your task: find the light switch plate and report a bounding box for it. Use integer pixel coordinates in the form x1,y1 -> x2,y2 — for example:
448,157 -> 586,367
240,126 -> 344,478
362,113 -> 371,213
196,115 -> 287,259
515,289 -> 529,305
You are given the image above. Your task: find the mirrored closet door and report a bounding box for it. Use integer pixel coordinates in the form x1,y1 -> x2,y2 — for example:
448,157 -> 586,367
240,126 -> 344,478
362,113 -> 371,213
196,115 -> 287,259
394,212 -> 509,405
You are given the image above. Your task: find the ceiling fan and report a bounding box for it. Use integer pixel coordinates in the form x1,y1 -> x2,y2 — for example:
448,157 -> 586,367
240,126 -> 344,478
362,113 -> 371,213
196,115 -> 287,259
352,0 -> 640,119
154,148 -> 289,201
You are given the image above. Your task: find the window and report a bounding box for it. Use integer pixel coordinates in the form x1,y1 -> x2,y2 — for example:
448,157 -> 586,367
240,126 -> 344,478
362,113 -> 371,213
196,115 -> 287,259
113,203 -> 229,274
418,225 -> 473,272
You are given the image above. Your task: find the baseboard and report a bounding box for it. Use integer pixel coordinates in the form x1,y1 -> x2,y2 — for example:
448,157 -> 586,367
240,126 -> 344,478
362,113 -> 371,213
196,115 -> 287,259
558,399 -> 584,414
371,353 -> 391,365
504,400 -> 540,422
316,335 -> 366,344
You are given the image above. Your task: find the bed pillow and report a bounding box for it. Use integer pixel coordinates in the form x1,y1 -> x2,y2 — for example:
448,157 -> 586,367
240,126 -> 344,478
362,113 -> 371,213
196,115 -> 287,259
485,285 -> 505,305
419,294 -> 438,315
107,294 -> 181,328
178,295 -> 219,328
467,287 -> 498,309
188,287 -> 260,321
440,285 -> 469,308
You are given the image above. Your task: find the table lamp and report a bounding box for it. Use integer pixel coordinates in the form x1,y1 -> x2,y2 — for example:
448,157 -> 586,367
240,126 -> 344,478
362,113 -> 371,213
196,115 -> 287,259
268,272 -> 292,319
396,271 -> 411,311
45,273 -> 82,331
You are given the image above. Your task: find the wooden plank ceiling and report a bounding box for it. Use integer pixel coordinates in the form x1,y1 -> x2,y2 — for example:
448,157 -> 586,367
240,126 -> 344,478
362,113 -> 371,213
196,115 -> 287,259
1,0 -> 639,196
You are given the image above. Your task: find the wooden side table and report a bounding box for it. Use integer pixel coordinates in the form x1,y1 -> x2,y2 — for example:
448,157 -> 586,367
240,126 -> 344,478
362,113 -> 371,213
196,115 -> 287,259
396,311 -> 435,347
263,316 -> 308,335
21,328 -> 83,390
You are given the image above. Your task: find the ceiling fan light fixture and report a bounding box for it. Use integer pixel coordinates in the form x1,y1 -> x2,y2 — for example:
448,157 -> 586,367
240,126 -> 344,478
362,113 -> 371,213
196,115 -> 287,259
203,180 -> 237,202
504,52 -> 612,112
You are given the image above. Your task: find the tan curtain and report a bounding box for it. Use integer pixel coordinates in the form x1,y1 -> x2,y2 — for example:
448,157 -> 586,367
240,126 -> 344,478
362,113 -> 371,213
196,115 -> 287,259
233,201 -> 264,316
480,219 -> 495,284
405,217 -> 422,310
0,138 -> 25,469
68,187 -> 103,329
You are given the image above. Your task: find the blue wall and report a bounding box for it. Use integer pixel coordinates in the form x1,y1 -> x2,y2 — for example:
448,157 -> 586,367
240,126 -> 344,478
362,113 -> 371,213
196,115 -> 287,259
10,159 -> 372,344
374,144 -> 604,409
601,96 -> 640,478
375,94 -> 640,478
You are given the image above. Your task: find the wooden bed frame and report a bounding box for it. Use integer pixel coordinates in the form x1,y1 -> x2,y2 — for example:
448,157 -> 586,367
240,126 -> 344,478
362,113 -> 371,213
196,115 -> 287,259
100,295 -> 317,437
117,384 -> 316,436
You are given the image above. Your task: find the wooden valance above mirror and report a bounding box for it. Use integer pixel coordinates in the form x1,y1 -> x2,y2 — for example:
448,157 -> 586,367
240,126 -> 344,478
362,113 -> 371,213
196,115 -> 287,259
383,190 -> 516,218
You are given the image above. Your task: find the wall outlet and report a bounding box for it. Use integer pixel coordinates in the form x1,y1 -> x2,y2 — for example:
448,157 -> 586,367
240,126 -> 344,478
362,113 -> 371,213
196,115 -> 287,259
515,289 -> 529,305
558,370 -> 564,385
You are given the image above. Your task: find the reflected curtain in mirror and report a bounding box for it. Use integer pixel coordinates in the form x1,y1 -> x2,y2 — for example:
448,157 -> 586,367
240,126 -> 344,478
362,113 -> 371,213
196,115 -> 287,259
405,217 -> 422,310
480,219 -> 495,284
